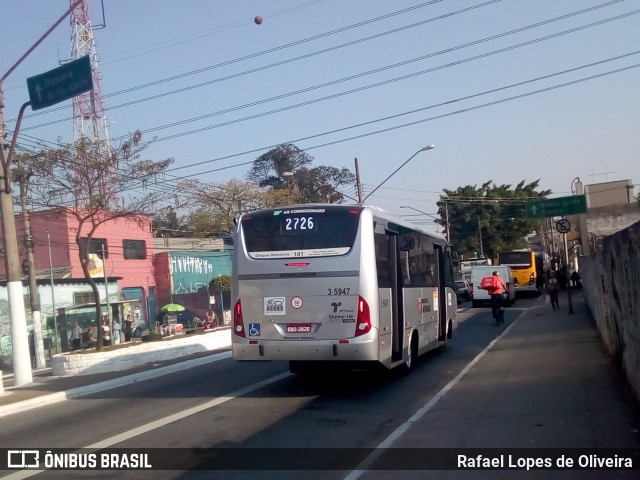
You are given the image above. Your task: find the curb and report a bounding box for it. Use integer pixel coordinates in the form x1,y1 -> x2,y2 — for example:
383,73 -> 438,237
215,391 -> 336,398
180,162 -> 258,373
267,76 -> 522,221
0,351 -> 232,419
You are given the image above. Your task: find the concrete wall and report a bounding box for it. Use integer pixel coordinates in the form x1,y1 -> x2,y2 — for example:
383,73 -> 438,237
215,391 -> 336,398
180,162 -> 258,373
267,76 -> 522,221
51,328 -> 231,376
580,219 -> 640,403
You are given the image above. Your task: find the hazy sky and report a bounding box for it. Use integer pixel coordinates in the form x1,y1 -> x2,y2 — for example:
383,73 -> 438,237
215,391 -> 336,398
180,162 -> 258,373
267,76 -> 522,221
3,0 -> 639,233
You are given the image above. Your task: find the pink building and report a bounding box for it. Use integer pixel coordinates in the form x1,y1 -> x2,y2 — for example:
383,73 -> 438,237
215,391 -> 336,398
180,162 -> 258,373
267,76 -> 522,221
0,208 -> 156,320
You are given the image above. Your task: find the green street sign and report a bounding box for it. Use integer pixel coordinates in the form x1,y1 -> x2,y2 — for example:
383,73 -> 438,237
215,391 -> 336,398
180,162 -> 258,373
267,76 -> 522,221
526,195 -> 587,218
26,55 -> 93,111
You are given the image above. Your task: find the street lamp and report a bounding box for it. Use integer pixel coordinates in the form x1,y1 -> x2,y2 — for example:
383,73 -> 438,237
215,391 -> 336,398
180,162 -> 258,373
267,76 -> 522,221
362,144 -> 435,202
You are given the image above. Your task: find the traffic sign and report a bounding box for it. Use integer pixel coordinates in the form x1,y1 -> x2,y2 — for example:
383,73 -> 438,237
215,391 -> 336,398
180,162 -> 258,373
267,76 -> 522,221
556,219 -> 571,234
26,55 -> 93,111
525,195 -> 587,218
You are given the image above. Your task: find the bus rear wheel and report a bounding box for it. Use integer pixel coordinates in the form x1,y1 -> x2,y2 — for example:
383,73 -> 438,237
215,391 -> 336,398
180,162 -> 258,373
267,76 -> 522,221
401,334 -> 418,374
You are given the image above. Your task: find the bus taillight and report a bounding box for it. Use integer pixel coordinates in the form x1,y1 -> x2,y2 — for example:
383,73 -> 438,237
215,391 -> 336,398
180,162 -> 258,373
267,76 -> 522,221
233,300 -> 245,338
355,296 -> 371,337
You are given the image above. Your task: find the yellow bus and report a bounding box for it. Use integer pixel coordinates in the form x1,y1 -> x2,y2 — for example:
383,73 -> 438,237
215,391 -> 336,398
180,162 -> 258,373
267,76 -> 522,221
497,250 -> 542,294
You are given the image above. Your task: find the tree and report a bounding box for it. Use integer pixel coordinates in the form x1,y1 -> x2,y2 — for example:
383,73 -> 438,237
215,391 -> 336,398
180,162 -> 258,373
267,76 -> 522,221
209,274 -> 231,324
437,180 -> 551,259
247,144 -> 356,204
25,132 -> 172,350
179,178 -> 264,237
293,166 -> 356,203
246,144 -> 313,189
152,206 -> 190,237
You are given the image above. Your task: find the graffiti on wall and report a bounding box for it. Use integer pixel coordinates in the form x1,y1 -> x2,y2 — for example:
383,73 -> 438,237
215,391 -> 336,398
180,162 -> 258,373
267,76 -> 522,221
171,255 -> 215,276
170,253 -> 231,296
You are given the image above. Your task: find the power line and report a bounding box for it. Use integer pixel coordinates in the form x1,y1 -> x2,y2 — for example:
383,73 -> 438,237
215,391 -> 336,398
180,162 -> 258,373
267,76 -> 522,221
18,55 -> 640,213
17,1 -> 631,140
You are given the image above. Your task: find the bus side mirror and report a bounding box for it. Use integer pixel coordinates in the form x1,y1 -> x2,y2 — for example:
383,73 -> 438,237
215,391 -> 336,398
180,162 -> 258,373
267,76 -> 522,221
400,237 -> 415,251
448,248 -> 459,266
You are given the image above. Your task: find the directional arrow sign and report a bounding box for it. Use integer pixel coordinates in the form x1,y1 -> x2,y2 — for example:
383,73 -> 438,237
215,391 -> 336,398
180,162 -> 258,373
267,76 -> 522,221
26,55 -> 93,111
526,195 -> 587,218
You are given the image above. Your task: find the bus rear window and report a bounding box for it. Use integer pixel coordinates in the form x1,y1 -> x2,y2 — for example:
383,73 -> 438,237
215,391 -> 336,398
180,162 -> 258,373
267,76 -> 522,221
241,207 -> 361,259
498,252 -> 532,267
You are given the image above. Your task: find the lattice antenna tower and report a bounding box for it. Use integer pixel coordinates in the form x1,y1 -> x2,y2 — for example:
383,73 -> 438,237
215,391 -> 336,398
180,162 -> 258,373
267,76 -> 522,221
70,0 -> 116,208
70,0 -> 109,152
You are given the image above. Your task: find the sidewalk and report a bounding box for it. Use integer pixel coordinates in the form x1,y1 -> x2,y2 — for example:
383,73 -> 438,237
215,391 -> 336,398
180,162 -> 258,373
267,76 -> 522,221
0,328 -> 232,418
351,289 -> 640,477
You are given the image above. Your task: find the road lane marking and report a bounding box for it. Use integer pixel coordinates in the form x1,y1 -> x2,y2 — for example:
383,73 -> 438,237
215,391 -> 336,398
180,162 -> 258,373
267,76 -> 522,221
0,351 -> 233,419
344,307 -> 529,479
2,371 -> 292,479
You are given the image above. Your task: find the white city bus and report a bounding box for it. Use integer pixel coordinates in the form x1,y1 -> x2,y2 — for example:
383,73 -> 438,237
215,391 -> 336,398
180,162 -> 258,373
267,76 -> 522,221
231,204 -> 457,374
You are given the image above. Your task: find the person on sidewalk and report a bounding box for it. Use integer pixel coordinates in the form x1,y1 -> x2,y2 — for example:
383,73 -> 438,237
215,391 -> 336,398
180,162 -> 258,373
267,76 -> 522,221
112,319 -> 122,345
70,321 -> 82,350
490,271 -> 508,325
101,316 -> 112,346
123,314 -> 133,342
83,326 -> 96,349
28,330 -> 36,368
546,271 -> 560,310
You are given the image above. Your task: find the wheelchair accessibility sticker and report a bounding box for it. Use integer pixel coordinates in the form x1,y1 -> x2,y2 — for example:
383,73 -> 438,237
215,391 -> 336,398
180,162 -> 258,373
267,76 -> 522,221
248,323 -> 261,337
264,297 -> 286,315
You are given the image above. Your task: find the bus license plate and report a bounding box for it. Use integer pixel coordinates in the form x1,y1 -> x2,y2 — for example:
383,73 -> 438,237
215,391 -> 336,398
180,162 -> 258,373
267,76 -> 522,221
286,323 -> 312,333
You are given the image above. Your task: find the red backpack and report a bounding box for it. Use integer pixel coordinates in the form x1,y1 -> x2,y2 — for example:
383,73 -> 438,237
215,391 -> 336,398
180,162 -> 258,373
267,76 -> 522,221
480,276 -> 500,292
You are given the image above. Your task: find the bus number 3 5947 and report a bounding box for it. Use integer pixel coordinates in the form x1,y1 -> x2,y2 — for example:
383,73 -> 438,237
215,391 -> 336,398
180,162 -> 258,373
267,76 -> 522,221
328,288 -> 350,296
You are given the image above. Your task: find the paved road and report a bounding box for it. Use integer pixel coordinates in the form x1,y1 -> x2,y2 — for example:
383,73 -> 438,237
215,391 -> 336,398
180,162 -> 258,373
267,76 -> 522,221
0,290 -> 638,479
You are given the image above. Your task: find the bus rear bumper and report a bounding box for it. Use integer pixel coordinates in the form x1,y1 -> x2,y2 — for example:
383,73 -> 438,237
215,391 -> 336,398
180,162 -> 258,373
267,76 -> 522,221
232,336 -> 379,362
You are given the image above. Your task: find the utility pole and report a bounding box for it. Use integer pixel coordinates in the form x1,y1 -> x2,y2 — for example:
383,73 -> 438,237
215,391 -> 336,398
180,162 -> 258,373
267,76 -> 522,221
0,103 -> 33,386
0,0 -> 82,387
444,202 -> 451,244
478,216 -> 484,258
101,243 -> 112,347
101,243 -> 111,322
47,230 -> 59,353
354,158 -> 364,203
16,157 -> 45,368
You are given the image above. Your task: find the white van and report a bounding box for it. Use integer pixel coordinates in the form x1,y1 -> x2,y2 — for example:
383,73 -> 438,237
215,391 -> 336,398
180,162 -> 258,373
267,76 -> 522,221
470,265 -> 516,308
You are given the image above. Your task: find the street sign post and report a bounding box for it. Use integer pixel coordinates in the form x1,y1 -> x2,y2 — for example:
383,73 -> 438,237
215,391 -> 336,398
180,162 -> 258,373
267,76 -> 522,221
556,219 -> 571,234
26,55 -> 93,111
525,195 -> 587,218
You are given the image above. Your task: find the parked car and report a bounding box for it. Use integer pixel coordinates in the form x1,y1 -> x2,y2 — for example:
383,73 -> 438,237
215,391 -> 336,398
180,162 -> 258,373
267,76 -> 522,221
455,280 -> 472,303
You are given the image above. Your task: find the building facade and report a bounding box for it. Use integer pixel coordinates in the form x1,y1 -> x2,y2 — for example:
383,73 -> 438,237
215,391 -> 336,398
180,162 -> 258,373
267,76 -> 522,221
153,250 -> 232,323
0,208 -> 156,322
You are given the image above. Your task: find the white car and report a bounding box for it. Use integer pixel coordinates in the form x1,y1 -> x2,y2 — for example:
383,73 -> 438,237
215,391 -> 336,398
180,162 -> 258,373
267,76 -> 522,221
454,280 -> 472,303
470,265 -> 517,308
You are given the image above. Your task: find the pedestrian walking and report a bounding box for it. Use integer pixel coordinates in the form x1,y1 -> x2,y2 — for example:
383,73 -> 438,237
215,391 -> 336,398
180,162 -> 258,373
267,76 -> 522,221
112,319 -> 121,345
29,330 -> 36,367
123,314 -> 133,342
546,272 -> 560,310
71,321 -> 82,350
101,315 -> 112,346
537,270 -> 547,294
